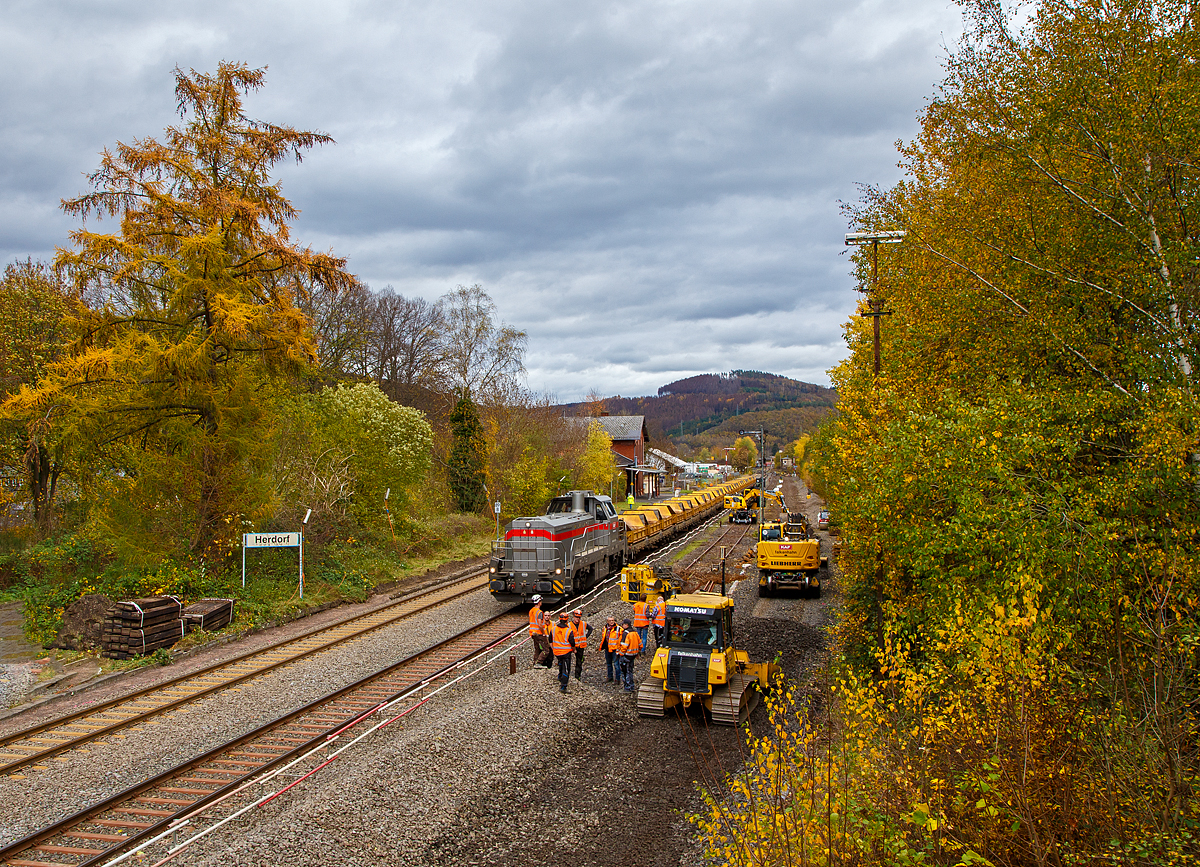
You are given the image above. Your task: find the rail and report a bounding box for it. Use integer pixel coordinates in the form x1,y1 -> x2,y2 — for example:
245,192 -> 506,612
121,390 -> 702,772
0,569 -> 489,776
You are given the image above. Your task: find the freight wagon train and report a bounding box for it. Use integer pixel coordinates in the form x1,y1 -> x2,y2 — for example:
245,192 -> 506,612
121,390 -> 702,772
488,477 -> 754,605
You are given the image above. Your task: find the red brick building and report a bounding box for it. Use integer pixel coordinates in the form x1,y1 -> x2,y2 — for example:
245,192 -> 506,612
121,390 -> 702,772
589,415 -> 662,500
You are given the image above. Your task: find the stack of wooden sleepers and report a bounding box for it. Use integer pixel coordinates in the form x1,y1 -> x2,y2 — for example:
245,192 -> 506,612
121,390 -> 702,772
100,596 -> 184,659
182,598 -> 235,632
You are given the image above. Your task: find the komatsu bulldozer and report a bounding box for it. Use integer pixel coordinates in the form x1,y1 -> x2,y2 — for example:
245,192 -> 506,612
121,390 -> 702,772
637,591 -> 779,725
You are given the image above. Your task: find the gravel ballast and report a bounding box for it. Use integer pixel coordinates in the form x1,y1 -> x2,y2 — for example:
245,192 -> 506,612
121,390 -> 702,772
0,486 -> 839,865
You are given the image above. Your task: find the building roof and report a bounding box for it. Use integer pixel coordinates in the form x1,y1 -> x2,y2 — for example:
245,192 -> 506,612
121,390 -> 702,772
587,415 -> 646,442
648,447 -> 688,469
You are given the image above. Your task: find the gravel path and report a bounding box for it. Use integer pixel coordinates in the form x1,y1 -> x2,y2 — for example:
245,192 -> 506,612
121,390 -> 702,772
0,484 -> 839,865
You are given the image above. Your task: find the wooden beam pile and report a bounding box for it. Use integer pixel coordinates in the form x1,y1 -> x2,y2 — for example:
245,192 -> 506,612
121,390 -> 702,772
182,598 -> 235,632
100,596 -> 184,659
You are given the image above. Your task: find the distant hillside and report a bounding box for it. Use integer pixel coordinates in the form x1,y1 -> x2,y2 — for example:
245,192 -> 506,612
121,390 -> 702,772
565,370 -> 837,458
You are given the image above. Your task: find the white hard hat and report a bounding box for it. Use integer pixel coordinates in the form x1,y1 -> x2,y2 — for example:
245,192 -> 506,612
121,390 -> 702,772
531,594 -> 542,603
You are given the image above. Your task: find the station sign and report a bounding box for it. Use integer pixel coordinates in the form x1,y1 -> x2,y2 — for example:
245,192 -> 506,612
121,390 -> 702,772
242,532 -> 305,598
243,532 -> 301,548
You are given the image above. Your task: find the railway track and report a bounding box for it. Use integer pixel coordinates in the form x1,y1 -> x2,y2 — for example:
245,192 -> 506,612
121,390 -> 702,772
0,609 -> 528,867
0,569 -> 489,777
680,521 -> 752,572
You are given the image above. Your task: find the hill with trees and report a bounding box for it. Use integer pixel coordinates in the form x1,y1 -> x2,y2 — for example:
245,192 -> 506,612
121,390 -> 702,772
568,370 -> 837,458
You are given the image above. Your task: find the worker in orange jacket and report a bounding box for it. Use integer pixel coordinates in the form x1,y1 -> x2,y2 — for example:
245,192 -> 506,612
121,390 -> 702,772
651,595 -> 667,648
528,595 -> 551,668
597,616 -> 621,683
549,611 -> 577,693
569,608 -> 592,681
632,597 -> 650,654
619,618 -> 642,692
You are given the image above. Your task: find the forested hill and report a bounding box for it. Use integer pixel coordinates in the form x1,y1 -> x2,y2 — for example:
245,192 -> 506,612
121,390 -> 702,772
567,371 -> 837,457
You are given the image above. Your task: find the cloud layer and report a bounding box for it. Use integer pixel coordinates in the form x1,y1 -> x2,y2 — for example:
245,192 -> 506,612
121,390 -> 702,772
0,0 -> 962,400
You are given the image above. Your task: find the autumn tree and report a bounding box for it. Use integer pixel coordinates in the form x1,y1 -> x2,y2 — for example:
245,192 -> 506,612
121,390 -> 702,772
300,276 -> 375,384
0,260 -> 82,531
441,283 -> 527,403
316,384 -> 432,527
574,420 -> 617,495
4,62 -> 355,562
800,0 -> 1200,861
729,436 -> 757,472
371,290 -> 448,406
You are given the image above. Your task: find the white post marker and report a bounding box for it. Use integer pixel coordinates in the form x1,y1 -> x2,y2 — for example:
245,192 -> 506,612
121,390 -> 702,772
301,510 -> 312,598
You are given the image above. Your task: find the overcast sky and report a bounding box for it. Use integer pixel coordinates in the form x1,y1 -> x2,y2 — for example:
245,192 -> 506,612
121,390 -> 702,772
1,0 -> 962,402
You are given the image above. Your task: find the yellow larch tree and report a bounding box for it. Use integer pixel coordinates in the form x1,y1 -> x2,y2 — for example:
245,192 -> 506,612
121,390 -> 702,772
4,62 -> 355,562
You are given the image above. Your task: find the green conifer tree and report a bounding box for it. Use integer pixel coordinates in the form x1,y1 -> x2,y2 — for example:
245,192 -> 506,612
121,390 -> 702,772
448,391 -> 487,513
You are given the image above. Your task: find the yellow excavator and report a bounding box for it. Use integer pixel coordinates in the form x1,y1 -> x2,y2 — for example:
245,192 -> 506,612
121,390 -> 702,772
728,487 -> 784,524
757,510 -> 828,597
636,591 -> 780,725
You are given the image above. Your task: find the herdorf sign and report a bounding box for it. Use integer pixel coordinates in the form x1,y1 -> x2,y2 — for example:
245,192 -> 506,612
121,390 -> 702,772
243,532 -> 301,549
242,531 -> 306,598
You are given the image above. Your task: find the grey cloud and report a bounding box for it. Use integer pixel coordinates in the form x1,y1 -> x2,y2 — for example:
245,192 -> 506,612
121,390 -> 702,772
0,0 -> 961,400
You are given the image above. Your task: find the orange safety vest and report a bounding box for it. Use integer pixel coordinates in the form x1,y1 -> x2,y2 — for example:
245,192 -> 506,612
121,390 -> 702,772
550,621 -> 575,656
605,626 -> 623,652
632,600 -> 649,628
652,600 -> 666,628
621,628 -> 642,656
528,606 -> 546,636
571,618 -> 590,650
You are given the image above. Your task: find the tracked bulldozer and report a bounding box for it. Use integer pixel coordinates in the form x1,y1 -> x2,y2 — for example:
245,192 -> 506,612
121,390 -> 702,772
636,591 -> 779,725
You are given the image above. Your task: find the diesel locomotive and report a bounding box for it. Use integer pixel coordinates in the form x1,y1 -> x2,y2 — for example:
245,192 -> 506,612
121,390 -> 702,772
488,490 -> 627,605
489,477 -> 756,606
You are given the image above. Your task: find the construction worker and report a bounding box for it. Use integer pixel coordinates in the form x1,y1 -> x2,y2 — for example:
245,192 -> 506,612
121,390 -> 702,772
619,618 -> 642,692
549,611 -> 577,692
626,492 -> 635,509
651,595 -> 667,648
569,608 -> 592,681
632,596 -> 650,653
528,595 -> 551,668
598,616 -> 621,683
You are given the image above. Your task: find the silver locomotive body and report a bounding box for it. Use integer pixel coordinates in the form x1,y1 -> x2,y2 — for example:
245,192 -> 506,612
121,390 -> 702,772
488,490 -> 628,604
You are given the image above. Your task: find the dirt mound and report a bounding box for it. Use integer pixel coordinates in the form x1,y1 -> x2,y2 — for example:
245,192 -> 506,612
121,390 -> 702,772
51,594 -> 112,650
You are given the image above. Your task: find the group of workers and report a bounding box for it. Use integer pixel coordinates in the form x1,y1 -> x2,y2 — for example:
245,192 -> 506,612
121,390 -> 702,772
527,593 -> 667,694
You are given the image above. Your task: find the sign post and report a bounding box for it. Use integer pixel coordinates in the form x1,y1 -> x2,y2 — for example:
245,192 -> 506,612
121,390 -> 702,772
242,531 -> 304,598
494,500 -> 501,540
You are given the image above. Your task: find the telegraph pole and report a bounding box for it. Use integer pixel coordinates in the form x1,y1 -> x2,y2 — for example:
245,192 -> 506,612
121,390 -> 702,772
738,427 -> 766,522
845,230 -> 904,374
844,229 -> 906,654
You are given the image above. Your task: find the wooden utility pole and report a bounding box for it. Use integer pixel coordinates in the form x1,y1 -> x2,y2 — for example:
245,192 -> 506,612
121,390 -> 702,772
844,230 -> 906,653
